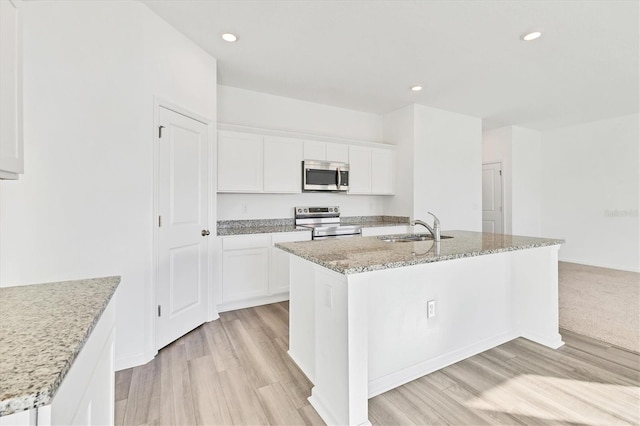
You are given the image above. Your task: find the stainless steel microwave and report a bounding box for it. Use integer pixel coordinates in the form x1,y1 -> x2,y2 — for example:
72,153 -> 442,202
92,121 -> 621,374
302,160 -> 349,192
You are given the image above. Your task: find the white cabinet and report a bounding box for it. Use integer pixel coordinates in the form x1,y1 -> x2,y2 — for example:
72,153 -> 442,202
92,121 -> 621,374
217,128 -> 394,194
264,136 -> 303,193
348,146 -> 372,194
218,132 -> 303,193
326,143 -> 349,163
270,232 -> 310,294
222,234 -> 271,303
218,131 -> 263,192
0,0 -> 23,180
348,146 -> 395,195
361,225 -> 410,237
303,140 -> 325,160
219,231 -> 312,311
371,148 -> 395,195
303,141 -> 349,163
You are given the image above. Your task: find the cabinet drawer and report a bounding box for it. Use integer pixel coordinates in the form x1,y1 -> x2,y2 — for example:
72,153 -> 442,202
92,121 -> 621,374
272,231 -> 311,244
223,234 -> 271,251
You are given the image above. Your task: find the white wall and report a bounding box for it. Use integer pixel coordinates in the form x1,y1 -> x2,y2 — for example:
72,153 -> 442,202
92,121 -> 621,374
382,105 -> 415,217
0,1 -> 218,369
541,113 -> 639,271
511,127 -> 542,236
218,85 -> 383,142
482,126 -> 544,236
413,105 -> 482,231
217,86 -> 387,220
482,127 -> 512,234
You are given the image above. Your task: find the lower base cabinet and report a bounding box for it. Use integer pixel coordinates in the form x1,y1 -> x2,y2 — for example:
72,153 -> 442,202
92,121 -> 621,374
218,231 -> 311,312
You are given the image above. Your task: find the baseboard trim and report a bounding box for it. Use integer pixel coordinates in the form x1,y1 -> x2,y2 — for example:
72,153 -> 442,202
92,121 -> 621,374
367,330 -> 517,398
309,391 -> 372,426
287,350 -> 314,383
115,350 -> 156,371
217,293 -> 289,312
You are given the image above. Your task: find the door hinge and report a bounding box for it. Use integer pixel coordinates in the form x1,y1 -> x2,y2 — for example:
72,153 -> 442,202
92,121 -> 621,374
158,305 -> 161,317
158,125 -> 165,138
499,170 -> 502,176
158,216 -> 162,227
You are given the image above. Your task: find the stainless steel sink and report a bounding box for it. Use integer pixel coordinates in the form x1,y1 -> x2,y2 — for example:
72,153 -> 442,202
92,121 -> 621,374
378,234 -> 453,243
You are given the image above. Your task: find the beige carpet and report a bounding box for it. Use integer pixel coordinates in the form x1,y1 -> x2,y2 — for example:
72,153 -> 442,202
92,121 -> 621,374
559,261 -> 640,353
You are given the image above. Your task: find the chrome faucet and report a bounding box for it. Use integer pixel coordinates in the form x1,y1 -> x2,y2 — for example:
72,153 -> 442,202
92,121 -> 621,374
411,212 -> 441,242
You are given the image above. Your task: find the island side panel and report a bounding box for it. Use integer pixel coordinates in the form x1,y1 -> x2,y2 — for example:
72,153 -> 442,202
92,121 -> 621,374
364,251 -> 518,397
512,245 -> 564,348
288,255 -> 316,382
308,267 -> 371,426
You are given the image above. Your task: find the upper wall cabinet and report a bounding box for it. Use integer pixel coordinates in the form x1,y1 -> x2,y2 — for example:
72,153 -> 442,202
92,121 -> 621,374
303,140 -> 349,163
218,131 -> 264,192
348,146 -> 372,194
0,0 -> 23,180
218,127 -> 395,195
218,131 -> 303,193
348,146 -> 395,195
263,136 -> 303,193
371,147 -> 395,195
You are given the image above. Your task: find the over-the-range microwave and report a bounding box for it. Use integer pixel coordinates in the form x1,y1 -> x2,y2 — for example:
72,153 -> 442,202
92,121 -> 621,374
302,160 -> 349,192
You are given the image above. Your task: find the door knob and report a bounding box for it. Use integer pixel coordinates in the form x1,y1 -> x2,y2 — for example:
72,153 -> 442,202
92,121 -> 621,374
201,229 -> 210,236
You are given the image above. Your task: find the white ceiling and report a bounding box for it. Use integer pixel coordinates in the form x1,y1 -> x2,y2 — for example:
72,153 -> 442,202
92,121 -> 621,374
142,0 -> 639,130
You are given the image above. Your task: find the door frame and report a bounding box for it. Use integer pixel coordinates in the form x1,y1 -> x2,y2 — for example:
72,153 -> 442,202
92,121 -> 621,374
482,161 -> 505,234
151,96 -> 218,353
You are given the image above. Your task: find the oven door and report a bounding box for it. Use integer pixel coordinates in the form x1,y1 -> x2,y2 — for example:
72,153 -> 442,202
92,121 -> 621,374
303,160 -> 349,192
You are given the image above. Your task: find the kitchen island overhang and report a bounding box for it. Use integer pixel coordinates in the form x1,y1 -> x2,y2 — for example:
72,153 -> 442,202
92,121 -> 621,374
276,231 -> 565,426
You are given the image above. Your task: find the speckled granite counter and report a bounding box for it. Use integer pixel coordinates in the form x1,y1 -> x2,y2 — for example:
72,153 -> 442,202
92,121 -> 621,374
276,230 -> 564,274
0,276 -> 120,416
217,218 -> 309,236
217,216 -> 409,236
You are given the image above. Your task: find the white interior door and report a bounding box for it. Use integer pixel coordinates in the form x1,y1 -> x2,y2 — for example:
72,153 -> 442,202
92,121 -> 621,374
157,106 -> 210,349
482,162 -> 504,234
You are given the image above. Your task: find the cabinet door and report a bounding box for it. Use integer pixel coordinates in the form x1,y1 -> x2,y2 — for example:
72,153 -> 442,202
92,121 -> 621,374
326,143 -> 349,163
264,136 -> 303,193
218,131 -> 263,192
222,235 -> 270,302
270,231 -> 311,295
371,148 -> 395,195
348,146 -> 372,194
0,0 -> 23,179
303,140 -> 326,161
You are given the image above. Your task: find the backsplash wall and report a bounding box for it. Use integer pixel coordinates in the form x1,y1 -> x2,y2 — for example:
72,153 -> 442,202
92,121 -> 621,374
217,193 -> 386,220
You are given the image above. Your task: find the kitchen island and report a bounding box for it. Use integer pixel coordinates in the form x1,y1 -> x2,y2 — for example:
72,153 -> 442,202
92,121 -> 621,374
0,277 -> 119,425
276,230 -> 564,426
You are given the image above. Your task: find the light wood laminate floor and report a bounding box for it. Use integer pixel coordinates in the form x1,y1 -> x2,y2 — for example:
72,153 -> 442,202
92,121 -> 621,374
116,302 -> 640,425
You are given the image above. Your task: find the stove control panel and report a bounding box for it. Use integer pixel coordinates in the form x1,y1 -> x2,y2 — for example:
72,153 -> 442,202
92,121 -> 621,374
295,206 -> 340,218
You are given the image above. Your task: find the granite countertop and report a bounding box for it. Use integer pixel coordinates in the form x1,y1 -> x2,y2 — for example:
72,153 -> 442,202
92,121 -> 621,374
275,230 -> 564,275
217,216 -> 410,236
0,276 -> 120,417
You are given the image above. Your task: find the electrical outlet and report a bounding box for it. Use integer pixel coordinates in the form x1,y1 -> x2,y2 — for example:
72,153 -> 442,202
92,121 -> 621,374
427,300 -> 436,318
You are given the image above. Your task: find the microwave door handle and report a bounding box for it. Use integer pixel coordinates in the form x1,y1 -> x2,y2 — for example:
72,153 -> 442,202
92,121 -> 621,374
336,167 -> 342,188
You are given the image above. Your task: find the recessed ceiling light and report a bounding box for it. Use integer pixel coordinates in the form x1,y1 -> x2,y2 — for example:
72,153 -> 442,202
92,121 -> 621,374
411,85 -> 423,92
521,31 -> 542,41
221,33 -> 238,42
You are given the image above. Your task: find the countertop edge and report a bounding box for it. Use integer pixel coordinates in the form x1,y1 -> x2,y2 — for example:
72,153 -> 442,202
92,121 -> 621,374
0,276 -> 121,417
275,234 -> 564,275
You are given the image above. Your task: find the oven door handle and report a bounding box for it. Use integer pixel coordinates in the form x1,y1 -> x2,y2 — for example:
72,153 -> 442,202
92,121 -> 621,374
336,167 -> 342,188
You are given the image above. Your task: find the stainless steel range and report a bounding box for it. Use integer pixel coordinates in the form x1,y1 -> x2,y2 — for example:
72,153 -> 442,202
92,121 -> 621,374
295,206 -> 362,240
